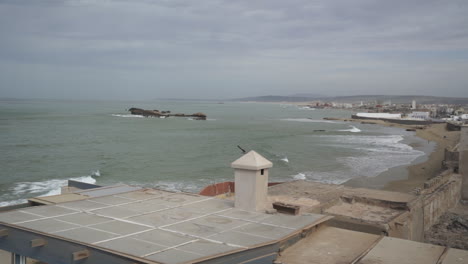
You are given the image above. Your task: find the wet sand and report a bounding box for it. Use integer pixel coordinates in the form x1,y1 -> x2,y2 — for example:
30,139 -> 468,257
340,119 -> 460,193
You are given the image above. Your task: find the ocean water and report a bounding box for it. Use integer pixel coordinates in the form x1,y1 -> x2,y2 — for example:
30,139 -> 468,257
0,99 -> 426,206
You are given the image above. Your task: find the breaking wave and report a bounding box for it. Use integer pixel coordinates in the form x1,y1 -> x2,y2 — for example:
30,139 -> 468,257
0,173 -> 99,208
297,134 -> 425,184
293,173 -> 306,180
339,125 -> 362,133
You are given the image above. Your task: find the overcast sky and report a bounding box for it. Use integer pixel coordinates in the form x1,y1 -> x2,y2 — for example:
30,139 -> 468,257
0,0 -> 467,100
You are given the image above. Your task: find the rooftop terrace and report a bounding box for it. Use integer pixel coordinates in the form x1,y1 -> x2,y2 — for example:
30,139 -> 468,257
0,185 -> 328,264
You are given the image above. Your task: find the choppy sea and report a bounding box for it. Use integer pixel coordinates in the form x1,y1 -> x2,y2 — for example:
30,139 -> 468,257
0,99 -> 429,206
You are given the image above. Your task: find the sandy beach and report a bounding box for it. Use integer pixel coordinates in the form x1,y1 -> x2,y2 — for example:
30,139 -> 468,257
339,119 -> 460,193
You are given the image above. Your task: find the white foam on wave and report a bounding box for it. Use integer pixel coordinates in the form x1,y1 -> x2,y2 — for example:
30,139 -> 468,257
299,106 -> 316,110
339,125 -> 362,133
293,171 -> 349,184
281,156 -> 289,163
302,134 -> 425,184
112,114 -> 144,118
293,173 -> 306,180
281,118 -> 339,124
0,173 -> 99,207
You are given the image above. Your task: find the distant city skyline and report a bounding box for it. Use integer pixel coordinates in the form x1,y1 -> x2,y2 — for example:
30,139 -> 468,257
0,0 -> 467,100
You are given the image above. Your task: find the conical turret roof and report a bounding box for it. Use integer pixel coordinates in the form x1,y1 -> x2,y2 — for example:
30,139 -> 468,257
231,150 -> 273,170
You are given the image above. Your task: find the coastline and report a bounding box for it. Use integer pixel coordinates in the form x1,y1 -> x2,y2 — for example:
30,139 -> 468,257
339,119 -> 460,193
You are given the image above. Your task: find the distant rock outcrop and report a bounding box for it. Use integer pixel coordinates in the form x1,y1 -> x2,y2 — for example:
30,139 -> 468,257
128,108 -> 207,120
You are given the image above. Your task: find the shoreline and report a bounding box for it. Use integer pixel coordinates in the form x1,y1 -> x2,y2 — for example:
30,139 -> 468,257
336,118 -> 460,193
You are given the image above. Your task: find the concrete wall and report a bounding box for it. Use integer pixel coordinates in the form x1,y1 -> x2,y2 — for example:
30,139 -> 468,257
460,126 -> 468,200
385,172 -> 462,242
0,249 -> 11,264
421,174 -> 462,232
443,148 -> 459,172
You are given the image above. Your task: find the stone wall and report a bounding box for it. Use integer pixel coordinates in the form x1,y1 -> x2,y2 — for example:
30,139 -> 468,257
421,173 -> 462,232
387,171 -> 461,242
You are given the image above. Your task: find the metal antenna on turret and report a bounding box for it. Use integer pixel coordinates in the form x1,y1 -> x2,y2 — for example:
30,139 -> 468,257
237,145 -> 247,154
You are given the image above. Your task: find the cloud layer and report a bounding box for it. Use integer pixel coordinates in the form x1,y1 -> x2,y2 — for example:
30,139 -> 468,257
1,0 -> 467,99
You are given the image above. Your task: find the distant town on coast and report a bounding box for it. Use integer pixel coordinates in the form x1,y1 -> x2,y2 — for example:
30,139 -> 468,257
228,94 -> 468,123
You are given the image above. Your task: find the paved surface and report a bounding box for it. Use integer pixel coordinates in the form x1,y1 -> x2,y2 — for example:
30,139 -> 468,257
0,189 -> 326,264
278,226 -> 381,264
358,237 -> 445,264
442,248 -> 468,264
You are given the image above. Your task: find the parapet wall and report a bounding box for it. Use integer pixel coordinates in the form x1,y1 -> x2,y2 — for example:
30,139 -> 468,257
420,172 -> 462,232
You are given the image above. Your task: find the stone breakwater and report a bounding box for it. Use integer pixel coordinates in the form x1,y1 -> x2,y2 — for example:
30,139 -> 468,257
128,107 -> 207,120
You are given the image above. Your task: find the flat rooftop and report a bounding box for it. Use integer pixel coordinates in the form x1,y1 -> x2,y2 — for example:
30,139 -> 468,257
0,187 -> 328,264
278,226 -> 468,264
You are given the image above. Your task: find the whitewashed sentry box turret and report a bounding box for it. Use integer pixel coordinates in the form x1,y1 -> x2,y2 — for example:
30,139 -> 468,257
231,150 -> 273,212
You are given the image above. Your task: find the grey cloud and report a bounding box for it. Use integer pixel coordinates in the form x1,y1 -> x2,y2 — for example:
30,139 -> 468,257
0,0 -> 467,99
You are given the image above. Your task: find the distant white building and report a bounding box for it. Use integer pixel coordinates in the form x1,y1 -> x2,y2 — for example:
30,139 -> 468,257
411,100 -> 417,109
408,112 -> 430,120
355,113 -> 402,119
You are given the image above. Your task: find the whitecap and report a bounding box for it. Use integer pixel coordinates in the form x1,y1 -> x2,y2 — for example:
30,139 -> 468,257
305,133 -> 425,183
299,106 -> 316,110
1,174 -> 98,207
0,199 -> 28,207
281,157 -> 289,163
112,114 -> 144,118
293,173 -> 306,180
339,125 -> 362,133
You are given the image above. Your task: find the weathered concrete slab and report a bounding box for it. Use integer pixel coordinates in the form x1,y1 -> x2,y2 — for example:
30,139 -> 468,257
178,198 -> 233,214
146,248 -> 203,264
207,231 -> 272,247
53,227 -> 120,243
86,195 -> 134,205
77,185 -> 142,198
96,237 -> 166,257
90,220 -> 151,235
130,229 -> 196,247
90,206 -> 140,219
113,189 -> 167,200
442,248 -> 468,264
163,220 -> 223,237
260,213 -> 323,229
0,211 -> 43,224
279,226 -> 381,264
122,201 -> 169,213
28,193 -> 88,205
231,223 -> 293,239
358,237 -> 445,264
21,205 -> 77,217
58,200 -> 108,211
16,218 -> 79,233
166,215 -> 247,233
176,239 -> 241,257
217,208 -> 271,221
128,208 -> 204,227
55,212 -> 112,226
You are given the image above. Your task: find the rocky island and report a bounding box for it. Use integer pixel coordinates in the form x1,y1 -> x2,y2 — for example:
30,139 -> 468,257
128,107 -> 207,120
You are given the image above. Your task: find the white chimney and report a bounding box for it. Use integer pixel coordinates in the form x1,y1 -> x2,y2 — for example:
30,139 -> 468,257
231,151 -> 273,212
